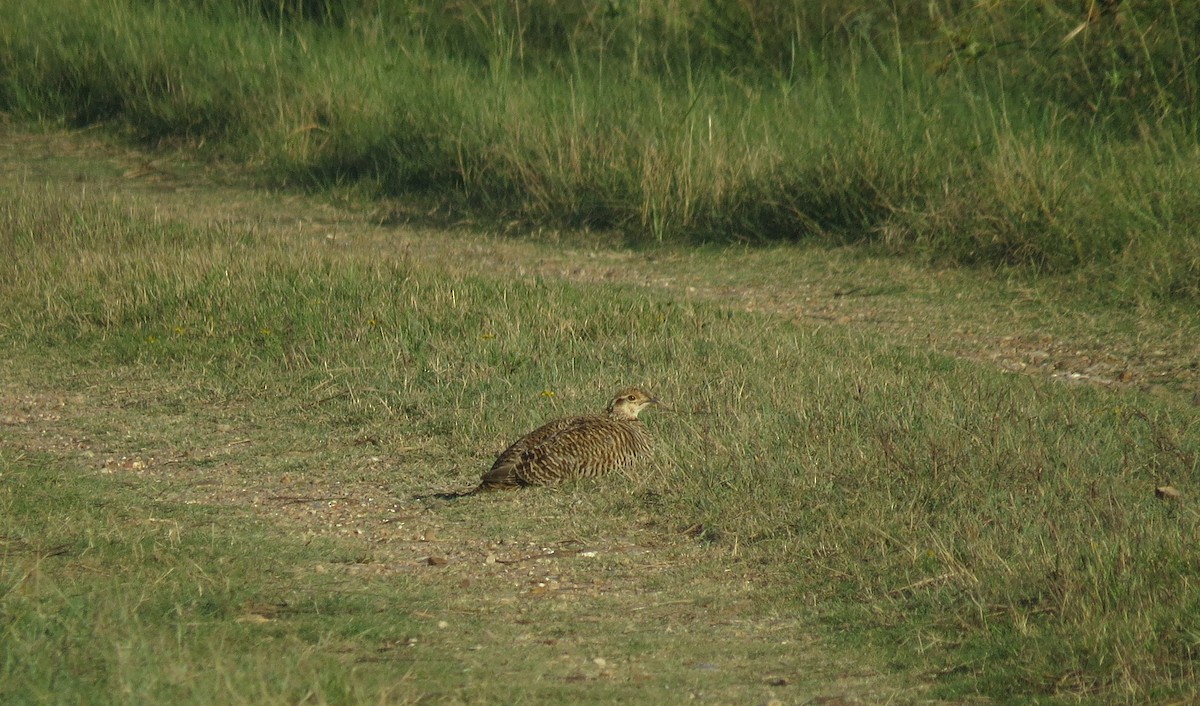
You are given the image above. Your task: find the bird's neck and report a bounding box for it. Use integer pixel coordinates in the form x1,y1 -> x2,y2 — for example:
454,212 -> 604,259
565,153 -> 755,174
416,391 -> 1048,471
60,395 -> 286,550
608,411 -> 639,421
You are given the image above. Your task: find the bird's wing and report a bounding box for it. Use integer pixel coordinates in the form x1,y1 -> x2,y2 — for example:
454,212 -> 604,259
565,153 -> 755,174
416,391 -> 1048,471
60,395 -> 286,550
481,416 -> 585,487
510,418 -> 621,481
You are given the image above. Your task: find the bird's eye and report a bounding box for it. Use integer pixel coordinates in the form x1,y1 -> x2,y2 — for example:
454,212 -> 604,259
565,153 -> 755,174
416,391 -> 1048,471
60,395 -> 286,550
626,395 -> 636,401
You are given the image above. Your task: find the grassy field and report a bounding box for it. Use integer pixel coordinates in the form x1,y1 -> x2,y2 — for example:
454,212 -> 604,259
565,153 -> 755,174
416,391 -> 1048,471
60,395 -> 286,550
1,0 -> 1199,303
3,1 -> 1200,701
2,131 -> 1199,703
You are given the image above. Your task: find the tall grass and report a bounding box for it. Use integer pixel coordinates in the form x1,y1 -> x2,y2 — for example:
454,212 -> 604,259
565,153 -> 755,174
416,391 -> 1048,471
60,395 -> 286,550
1,0 -> 1198,301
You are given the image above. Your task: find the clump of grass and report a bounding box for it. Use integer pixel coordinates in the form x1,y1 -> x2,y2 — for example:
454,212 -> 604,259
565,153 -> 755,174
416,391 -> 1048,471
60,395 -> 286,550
887,125 -> 1200,301
0,1 -> 277,141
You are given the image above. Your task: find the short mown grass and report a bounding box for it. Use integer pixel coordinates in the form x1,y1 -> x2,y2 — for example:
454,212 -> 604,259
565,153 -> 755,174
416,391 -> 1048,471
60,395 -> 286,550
3,176 -> 1198,702
1,0 -> 1198,303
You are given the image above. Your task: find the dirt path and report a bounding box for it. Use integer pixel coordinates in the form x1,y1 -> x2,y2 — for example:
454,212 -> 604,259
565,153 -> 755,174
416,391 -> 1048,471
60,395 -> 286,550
0,374 -> 934,704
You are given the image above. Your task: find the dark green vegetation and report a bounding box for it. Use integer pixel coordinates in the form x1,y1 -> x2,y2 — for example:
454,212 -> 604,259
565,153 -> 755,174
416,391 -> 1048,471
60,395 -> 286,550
3,167 -> 1198,702
2,1 -> 1199,301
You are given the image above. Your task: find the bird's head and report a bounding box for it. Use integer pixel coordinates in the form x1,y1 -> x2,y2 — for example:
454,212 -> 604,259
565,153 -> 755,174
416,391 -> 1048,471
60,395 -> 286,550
605,387 -> 659,420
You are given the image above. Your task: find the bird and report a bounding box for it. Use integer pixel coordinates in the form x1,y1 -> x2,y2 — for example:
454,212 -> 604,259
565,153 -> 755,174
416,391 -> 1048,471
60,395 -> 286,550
465,387 -> 659,495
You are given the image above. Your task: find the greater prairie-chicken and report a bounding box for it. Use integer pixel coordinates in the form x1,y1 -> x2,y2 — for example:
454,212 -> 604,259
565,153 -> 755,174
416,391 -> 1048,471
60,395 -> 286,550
471,387 -> 658,493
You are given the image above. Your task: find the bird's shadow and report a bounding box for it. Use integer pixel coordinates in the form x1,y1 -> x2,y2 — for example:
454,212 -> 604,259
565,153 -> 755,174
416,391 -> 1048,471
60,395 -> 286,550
413,484 -> 529,502
412,488 -> 477,502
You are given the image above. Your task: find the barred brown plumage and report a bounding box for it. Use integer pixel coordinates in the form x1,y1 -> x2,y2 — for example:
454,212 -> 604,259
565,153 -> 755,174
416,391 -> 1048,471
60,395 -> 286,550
472,387 -> 658,493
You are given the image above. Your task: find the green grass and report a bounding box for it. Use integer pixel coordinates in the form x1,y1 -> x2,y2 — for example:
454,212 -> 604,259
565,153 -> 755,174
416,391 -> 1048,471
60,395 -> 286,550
1,0 -> 1198,303
1,455 -> 432,704
3,165 -> 1199,702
